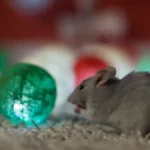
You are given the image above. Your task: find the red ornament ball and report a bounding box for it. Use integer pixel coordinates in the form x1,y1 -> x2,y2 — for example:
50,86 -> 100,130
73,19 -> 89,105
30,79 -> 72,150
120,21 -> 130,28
74,56 -> 108,87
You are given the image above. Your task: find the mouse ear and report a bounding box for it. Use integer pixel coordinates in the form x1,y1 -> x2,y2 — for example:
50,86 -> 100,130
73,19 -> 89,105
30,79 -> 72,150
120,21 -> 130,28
95,66 -> 116,87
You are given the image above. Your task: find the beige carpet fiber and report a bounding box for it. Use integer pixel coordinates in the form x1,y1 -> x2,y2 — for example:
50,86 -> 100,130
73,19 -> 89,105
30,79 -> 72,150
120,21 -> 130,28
0,120 -> 150,150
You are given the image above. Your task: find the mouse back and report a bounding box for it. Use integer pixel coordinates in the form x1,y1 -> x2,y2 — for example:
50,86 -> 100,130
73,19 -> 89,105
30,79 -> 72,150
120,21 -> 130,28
117,71 -> 150,94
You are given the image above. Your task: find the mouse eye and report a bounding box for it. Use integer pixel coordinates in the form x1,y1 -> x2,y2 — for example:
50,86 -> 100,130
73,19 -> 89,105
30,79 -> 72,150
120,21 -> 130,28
79,85 -> 84,90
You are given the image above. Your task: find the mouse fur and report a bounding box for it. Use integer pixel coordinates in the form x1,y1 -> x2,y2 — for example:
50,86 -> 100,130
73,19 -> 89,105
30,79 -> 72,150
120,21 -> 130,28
68,66 -> 150,136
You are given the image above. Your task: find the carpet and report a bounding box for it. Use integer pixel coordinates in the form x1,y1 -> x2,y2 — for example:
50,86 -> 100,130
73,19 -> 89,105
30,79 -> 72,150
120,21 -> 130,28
0,118 -> 150,150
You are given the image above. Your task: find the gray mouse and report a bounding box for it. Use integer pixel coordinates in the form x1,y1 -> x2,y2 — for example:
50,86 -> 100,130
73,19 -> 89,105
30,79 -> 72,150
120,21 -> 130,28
68,66 -> 150,136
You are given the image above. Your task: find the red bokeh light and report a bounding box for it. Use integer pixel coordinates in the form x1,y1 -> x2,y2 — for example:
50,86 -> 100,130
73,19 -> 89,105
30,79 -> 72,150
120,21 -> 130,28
74,55 -> 108,87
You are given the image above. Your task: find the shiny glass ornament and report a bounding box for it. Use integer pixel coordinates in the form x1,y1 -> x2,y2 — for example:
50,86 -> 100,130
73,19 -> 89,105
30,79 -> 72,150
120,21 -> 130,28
0,63 -> 57,127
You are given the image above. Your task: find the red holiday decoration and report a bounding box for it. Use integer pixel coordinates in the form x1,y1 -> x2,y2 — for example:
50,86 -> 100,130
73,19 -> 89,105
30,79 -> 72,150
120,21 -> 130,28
74,55 -> 108,87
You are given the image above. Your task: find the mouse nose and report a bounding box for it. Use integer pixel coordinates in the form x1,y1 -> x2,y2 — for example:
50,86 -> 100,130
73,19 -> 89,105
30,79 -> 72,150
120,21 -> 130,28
67,96 -> 71,103
67,96 -> 74,104
68,98 -> 71,102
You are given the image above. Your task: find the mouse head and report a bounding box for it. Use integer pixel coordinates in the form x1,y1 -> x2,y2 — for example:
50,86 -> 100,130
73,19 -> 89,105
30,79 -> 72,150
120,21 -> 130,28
68,66 -> 119,114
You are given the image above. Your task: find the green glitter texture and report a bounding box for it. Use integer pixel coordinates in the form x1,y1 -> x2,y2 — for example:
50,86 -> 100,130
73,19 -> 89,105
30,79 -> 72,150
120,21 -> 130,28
0,63 -> 57,127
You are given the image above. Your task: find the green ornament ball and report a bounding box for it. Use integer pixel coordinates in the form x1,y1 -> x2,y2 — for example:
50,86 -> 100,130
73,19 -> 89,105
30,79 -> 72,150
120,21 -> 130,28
0,63 -> 57,127
135,54 -> 150,73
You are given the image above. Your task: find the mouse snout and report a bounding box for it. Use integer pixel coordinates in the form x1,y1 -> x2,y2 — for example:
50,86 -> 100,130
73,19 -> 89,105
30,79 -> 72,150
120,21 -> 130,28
67,97 -> 71,103
67,95 -> 73,103
67,95 -> 76,105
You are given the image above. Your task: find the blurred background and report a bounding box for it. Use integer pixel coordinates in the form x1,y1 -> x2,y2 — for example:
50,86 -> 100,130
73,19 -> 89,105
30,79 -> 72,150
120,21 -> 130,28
0,0 -> 150,119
